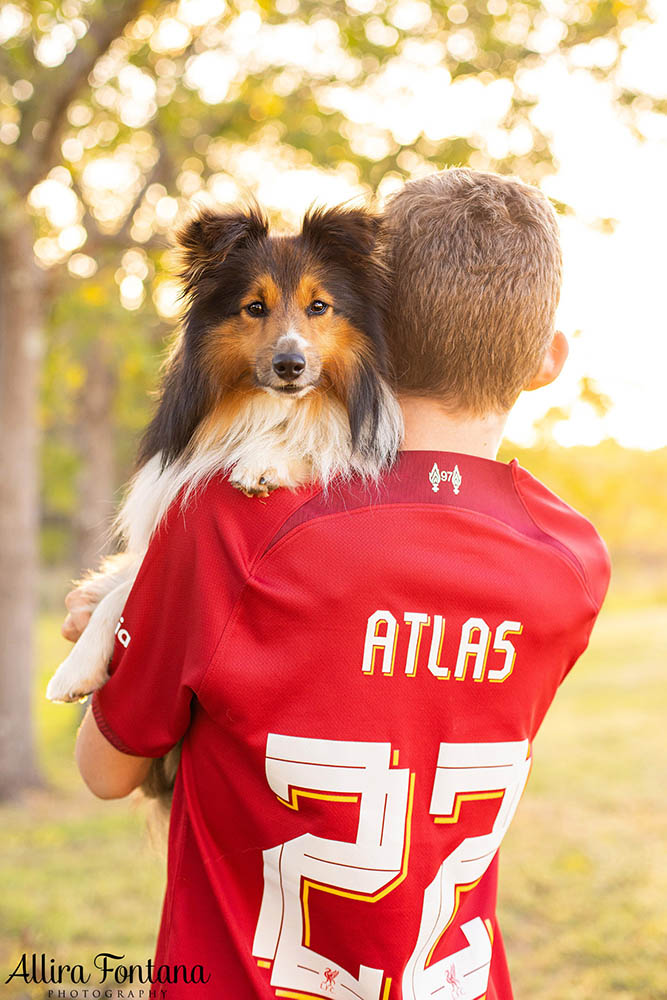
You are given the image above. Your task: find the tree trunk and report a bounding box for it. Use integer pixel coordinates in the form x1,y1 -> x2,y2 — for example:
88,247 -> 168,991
74,338 -> 117,575
0,215 -> 46,799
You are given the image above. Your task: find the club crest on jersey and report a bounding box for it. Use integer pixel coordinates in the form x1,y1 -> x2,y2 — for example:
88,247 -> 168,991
321,967 -> 339,992
445,963 -> 463,997
429,462 -> 462,495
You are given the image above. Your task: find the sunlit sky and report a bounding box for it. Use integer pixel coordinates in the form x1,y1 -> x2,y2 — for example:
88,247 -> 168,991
9,0 -> 667,449
505,12 -> 667,450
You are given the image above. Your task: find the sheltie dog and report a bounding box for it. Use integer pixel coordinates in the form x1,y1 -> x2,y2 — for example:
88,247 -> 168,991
46,203 -> 402,717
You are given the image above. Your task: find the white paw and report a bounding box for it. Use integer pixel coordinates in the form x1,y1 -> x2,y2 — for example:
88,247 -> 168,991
230,466 -> 280,498
48,573 -> 134,704
46,644 -> 110,704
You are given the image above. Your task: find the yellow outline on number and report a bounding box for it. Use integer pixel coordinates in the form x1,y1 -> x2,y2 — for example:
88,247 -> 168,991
275,979 -> 392,1000
424,875 -> 485,966
276,991 -> 323,999
424,909 -> 495,992
276,788 -> 361,811
276,985 -> 392,1000
427,788 -> 505,967
275,976 -> 392,1000
300,772 -> 416,948
433,789 -> 504,825
424,892 -> 495,969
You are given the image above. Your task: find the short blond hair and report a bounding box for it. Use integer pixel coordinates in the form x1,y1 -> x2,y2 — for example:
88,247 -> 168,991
383,168 -> 562,413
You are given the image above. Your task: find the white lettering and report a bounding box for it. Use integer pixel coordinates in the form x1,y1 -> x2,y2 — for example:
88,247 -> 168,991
362,611 -> 523,684
361,611 -> 398,675
403,612 -> 430,677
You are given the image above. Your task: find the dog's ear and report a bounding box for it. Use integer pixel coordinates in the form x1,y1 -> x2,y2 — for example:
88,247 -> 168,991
348,360 -> 403,469
176,205 -> 269,293
301,205 -> 382,262
301,204 -> 390,320
348,357 -> 383,453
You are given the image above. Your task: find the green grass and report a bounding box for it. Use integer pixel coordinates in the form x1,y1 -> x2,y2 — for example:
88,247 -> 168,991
1,595 -> 665,999
499,600 -> 667,999
0,617 -> 166,1000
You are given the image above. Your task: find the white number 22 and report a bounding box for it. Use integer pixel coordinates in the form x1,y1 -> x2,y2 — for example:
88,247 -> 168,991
253,735 -> 531,1000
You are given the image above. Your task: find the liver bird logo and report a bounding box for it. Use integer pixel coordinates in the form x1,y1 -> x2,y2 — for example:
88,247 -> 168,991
321,967 -> 339,992
428,462 -> 463,495
445,962 -> 463,997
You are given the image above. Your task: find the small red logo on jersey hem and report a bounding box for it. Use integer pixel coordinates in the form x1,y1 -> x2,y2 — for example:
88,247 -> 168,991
321,967 -> 339,992
445,962 -> 463,997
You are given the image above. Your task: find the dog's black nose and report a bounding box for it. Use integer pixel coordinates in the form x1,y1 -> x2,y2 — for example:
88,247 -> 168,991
272,353 -> 306,381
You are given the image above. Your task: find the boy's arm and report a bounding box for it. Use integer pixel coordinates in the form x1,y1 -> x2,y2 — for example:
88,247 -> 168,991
63,591 -> 150,799
75,704 -> 151,799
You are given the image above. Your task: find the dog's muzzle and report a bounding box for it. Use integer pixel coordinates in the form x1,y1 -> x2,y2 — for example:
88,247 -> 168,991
272,353 -> 306,382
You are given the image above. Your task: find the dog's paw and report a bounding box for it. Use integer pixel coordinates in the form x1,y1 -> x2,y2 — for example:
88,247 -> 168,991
46,649 -> 109,704
46,677 -> 96,703
230,469 -> 280,498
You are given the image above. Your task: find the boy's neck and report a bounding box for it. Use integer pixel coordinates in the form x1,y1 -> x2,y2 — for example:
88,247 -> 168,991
398,395 -> 509,460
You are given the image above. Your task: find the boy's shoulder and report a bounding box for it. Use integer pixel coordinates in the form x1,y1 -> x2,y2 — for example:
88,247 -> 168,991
154,456 -> 610,614
509,459 -> 611,612
155,473 -> 323,572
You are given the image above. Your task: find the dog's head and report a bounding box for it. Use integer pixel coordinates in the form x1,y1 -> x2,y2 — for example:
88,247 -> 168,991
141,203 -> 395,468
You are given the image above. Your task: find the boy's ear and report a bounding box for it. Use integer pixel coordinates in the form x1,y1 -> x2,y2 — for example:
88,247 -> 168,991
176,205 -> 268,290
525,330 -> 569,391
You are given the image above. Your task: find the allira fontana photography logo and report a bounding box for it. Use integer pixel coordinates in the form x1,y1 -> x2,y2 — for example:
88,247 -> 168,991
428,462 -> 462,495
4,952 -> 210,994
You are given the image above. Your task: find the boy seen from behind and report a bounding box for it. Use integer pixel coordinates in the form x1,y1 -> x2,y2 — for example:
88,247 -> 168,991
75,167 -> 610,999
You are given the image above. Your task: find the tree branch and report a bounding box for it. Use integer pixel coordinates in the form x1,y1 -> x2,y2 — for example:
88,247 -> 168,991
17,0 -> 150,194
68,171 -> 108,255
112,128 -> 170,248
46,166 -> 168,305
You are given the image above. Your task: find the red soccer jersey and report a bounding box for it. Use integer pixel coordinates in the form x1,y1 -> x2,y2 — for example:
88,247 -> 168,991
92,450 -> 610,1000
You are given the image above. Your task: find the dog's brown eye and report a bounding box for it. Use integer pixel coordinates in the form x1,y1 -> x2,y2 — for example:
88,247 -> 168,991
246,301 -> 266,317
307,300 -> 329,315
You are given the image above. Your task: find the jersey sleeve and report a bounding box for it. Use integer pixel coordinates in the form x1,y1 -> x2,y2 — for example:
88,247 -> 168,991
510,460 -> 612,683
91,490 -> 243,758
511,461 -> 611,610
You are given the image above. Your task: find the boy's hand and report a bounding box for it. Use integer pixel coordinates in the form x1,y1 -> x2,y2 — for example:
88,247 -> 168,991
61,589 -> 93,642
